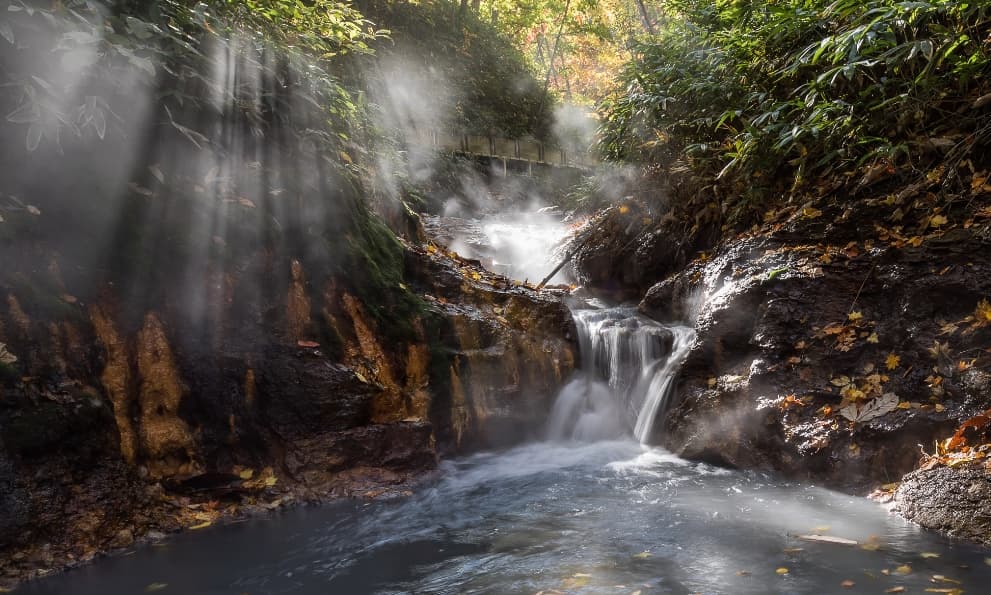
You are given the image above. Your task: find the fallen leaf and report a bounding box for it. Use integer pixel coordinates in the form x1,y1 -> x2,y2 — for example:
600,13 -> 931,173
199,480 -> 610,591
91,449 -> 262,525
0,343 -> 17,365
975,299 -> 991,326
189,521 -> 212,530
840,392 -> 899,423
848,311 -> 863,322
297,340 -> 320,348
886,353 -> 901,370
885,588 -> 906,593
802,207 -> 823,219
867,332 -> 879,344
895,564 -> 912,575
930,214 -> 948,227
776,567 -> 789,575
239,468 -> 254,480
841,579 -> 855,588
931,574 -> 961,584
633,551 -> 652,559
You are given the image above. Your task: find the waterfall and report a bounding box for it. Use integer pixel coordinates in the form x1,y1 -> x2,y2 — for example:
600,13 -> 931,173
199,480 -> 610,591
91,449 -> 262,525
548,306 -> 695,443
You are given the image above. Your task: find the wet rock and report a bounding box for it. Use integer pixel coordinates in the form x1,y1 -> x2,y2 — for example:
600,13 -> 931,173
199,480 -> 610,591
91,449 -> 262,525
572,201 -> 721,300
643,207 -> 991,494
108,528 -> 134,549
895,465 -> 991,546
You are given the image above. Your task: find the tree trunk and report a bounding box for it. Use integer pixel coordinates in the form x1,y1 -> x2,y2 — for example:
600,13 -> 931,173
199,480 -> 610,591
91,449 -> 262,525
635,0 -> 655,35
534,0 -> 571,127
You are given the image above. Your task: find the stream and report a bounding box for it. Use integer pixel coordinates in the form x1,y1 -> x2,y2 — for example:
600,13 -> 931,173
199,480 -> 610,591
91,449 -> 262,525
24,214 -> 991,594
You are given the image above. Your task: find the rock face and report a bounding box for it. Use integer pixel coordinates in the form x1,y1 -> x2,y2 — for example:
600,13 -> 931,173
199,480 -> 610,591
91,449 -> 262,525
645,216 -> 991,491
0,229 -> 576,584
572,200 -> 721,301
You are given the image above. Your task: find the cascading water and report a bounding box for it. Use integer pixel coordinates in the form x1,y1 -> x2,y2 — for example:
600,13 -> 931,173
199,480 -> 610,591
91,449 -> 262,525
548,304 -> 695,443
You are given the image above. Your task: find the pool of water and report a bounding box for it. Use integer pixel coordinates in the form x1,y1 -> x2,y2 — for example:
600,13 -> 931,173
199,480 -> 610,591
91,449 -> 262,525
25,440 -> 990,594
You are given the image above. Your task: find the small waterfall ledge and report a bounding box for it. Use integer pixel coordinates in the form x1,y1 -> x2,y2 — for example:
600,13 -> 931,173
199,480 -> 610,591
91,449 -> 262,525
548,305 -> 695,443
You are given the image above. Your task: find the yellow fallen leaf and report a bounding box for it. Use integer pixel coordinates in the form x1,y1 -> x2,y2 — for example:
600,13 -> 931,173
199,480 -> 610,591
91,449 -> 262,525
920,552 -> 940,559
931,574 -> 961,584
776,567 -> 790,575
239,468 -> 254,480
812,525 -> 831,533
867,332 -> 879,344
895,564 -> 912,575
189,521 -> 212,530
930,214 -> 948,227
264,476 -> 278,487
885,588 -> 906,593
975,299 -> 991,325
633,551 -> 652,559
619,205 -> 630,214
802,207 -> 823,219
886,353 -> 901,370
562,574 -> 590,588
860,542 -> 881,551
848,311 -> 863,322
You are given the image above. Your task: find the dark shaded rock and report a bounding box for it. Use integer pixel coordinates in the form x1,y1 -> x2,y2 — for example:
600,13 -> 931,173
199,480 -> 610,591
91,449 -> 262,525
895,465 -> 991,546
256,350 -> 376,436
572,201 -> 722,300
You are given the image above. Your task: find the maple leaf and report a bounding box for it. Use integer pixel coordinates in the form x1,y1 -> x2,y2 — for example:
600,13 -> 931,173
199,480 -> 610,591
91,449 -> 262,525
885,353 -> 901,370
840,393 -> 899,423
848,311 -> 863,322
